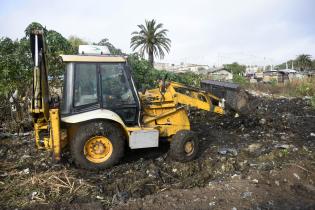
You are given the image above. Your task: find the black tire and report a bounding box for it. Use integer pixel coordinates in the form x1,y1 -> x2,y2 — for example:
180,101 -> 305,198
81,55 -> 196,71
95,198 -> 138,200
170,130 -> 199,162
70,121 -> 125,170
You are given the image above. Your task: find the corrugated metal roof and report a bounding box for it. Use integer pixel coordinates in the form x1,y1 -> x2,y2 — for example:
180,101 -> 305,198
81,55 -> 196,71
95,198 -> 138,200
201,80 -> 239,89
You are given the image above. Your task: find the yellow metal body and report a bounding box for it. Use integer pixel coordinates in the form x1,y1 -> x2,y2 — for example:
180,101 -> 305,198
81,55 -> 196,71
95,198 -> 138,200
31,31 -> 62,161
31,32 -> 224,163
49,109 -> 61,161
140,81 -> 224,138
33,109 -> 62,161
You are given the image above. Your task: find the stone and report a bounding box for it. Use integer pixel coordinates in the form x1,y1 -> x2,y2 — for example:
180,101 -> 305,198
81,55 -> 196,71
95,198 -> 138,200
209,201 -> 216,207
252,179 -> 259,184
293,173 -> 300,180
21,168 -> 30,175
259,118 -> 266,125
275,144 -> 290,149
247,143 -> 262,153
241,191 -> 252,198
218,148 -> 238,156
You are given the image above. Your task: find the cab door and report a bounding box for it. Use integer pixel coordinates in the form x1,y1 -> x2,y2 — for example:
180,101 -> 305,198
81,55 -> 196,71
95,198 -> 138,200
100,63 -> 140,126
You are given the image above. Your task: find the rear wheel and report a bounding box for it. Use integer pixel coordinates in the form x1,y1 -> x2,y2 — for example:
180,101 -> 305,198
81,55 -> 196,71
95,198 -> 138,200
170,130 -> 199,162
70,121 -> 125,170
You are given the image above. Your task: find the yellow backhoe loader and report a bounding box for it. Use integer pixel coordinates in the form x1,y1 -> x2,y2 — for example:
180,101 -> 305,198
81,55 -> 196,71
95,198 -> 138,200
30,30 -> 247,170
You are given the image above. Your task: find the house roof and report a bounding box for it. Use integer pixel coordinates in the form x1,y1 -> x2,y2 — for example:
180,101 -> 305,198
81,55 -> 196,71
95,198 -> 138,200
201,80 -> 239,89
278,69 -> 297,73
208,67 -> 230,73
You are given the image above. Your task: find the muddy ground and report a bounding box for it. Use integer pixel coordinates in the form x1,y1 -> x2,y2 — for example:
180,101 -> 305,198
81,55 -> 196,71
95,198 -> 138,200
0,94 -> 315,210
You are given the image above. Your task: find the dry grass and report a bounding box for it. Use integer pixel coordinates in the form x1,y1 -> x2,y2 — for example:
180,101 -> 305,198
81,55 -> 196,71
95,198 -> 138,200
0,168 -> 95,208
249,77 -> 315,98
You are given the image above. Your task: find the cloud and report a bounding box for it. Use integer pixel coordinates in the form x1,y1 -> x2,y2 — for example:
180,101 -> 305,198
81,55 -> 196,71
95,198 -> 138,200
0,0 -> 314,66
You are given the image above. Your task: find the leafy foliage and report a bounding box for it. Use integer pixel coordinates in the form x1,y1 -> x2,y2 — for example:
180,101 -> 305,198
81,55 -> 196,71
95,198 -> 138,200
232,74 -> 249,86
46,30 -> 72,79
97,38 -> 122,55
224,62 -> 246,75
276,54 -> 314,71
0,37 -> 32,97
131,19 -> 171,65
24,22 -> 47,37
296,54 -> 312,71
128,53 -> 202,89
68,35 -> 88,54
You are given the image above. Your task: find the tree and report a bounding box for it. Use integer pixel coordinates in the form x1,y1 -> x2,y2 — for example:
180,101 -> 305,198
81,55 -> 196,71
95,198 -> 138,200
128,53 -> 202,89
45,30 -> 72,80
68,35 -> 88,53
296,54 -> 312,71
97,38 -> 122,55
128,53 -> 157,89
275,59 -> 294,70
0,36 -> 33,130
224,62 -> 246,75
0,35 -> 33,96
130,19 -> 171,66
24,22 -> 47,37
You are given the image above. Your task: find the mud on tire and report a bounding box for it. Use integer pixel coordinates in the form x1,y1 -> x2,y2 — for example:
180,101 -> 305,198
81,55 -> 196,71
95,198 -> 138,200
170,130 -> 199,162
70,121 -> 125,170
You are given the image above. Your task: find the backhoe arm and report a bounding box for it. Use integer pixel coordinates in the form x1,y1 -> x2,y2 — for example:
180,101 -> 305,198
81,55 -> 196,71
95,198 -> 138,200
30,30 -> 50,119
30,30 -> 61,161
167,82 -> 224,114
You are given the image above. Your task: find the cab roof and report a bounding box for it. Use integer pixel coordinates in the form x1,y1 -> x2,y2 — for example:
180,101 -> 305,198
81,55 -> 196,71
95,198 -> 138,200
60,55 -> 126,63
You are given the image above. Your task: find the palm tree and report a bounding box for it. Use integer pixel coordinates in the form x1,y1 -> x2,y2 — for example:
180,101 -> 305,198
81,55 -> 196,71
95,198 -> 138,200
296,54 -> 312,71
131,19 -> 171,66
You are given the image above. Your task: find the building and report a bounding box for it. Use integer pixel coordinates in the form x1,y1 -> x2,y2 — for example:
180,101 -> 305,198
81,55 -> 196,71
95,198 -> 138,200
154,62 -> 210,74
245,65 -> 263,75
175,64 -> 209,73
154,62 -> 175,71
207,68 -> 233,81
262,69 -> 301,83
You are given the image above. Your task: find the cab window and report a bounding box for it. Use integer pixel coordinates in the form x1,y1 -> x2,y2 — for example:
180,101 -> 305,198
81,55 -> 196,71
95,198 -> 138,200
74,64 -> 98,106
100,63 -> 135,107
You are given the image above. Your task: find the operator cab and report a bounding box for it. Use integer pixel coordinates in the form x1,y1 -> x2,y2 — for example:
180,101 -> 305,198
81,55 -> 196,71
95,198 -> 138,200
60,46 -> 140,126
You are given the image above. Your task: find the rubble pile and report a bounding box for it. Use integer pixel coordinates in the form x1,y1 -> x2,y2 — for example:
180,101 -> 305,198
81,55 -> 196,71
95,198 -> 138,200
0,95 -> 314,209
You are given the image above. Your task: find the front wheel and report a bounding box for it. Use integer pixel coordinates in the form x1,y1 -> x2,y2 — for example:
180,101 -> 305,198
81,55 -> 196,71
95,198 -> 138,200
70,121 -> 125,170
170,130 -> 199,162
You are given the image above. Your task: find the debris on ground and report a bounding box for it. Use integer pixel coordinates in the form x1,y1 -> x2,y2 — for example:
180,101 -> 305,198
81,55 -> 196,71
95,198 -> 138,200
0,95 -> 315,209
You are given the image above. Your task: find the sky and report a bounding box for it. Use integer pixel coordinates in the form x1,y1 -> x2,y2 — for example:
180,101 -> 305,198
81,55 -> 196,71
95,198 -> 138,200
0,0 -> 314,66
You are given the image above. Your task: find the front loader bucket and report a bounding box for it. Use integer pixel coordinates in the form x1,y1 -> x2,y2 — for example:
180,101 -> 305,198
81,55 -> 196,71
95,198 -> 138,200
201,80 -> 249,114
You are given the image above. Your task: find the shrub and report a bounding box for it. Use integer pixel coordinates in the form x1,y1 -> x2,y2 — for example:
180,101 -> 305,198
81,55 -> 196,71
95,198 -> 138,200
297,81 -> 314,96
249,77 -> 315,97
233,74 -> 249,86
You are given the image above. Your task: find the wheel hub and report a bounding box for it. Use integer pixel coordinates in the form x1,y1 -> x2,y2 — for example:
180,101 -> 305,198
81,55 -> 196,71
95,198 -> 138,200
184,141 -> 194,155
84,136 -> 113,163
